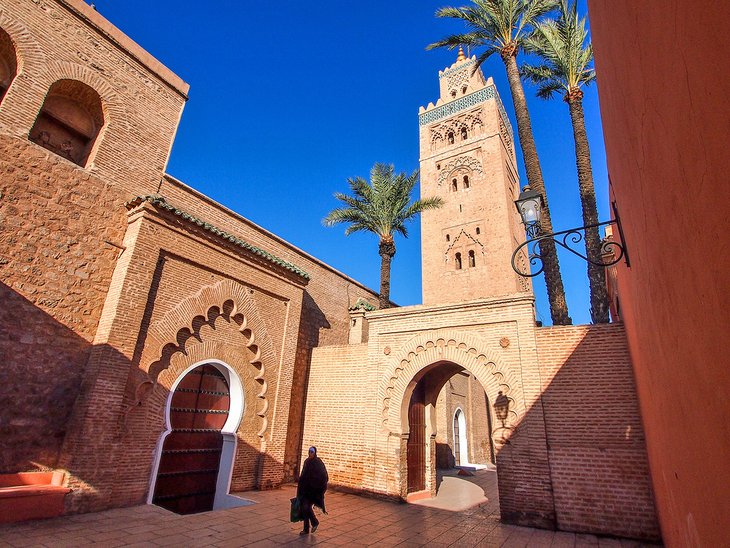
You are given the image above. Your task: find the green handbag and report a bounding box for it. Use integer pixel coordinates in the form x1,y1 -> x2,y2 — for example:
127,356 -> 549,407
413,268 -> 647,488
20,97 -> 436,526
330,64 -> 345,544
290,497 -> 303,523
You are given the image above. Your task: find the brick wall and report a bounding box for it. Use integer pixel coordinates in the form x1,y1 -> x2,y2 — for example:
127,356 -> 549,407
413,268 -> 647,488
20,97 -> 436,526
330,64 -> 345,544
536,323 -> 660,540
0,134 -> 127,471
0,0 -> 187,195
299,344 -> 372,489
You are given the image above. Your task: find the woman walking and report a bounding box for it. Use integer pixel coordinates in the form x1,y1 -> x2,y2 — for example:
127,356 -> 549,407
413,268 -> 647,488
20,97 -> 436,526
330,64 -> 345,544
297,446 -> 328,535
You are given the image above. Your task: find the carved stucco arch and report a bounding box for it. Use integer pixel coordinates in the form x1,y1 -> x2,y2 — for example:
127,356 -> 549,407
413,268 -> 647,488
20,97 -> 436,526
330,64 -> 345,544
134,279 -> 277,439
379,330 -> 522,436
437,155 -> 483,186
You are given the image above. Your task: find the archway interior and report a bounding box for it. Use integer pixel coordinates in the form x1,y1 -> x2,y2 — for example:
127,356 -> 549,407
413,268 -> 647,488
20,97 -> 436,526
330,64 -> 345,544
153,364 -> 230,514
405,361 -> 497,498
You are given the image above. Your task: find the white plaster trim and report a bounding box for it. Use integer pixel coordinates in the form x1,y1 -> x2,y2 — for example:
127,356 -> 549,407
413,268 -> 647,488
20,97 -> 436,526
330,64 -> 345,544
454,408 -> 469,467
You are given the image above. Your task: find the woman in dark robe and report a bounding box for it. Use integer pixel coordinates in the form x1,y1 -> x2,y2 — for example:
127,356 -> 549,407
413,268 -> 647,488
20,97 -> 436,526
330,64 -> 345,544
296,446 -> 328,534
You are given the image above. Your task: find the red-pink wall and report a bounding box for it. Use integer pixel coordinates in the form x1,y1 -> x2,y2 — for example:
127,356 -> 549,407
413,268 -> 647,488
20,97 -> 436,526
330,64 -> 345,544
588,2 -> 730,546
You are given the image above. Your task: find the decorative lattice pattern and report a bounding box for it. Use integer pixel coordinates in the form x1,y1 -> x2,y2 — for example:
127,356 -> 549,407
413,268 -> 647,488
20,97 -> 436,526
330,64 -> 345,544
445,66 -> 470,95
420,85 -> 514,142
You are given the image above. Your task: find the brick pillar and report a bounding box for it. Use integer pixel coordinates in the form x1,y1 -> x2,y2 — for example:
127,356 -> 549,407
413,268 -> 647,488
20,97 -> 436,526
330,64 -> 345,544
58,203 -> 164,513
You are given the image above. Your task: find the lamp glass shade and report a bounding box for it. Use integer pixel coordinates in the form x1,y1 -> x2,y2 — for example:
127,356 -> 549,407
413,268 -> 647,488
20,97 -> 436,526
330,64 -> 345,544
520,200 -> 540,224
515,187 -> 544,225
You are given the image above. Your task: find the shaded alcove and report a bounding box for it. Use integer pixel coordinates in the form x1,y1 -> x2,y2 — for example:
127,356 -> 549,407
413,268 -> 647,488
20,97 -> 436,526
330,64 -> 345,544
29,79 -> 104,167
0,27 -> 17,105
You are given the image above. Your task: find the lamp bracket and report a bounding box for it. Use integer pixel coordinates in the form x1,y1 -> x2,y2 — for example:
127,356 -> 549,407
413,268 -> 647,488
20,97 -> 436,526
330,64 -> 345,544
511,211 -> 629,278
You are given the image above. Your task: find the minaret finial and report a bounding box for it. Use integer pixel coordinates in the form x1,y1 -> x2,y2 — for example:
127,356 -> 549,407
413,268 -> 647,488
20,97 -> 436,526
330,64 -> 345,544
457,46 -> 466,62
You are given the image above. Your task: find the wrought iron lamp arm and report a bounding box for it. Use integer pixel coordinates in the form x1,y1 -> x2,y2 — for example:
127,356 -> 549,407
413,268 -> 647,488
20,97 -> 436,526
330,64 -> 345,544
511,217 -> 629,278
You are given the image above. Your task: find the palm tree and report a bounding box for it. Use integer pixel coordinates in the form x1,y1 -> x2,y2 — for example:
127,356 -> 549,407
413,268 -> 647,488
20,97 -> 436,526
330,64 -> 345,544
428,0 -> 572,325
323,163 -> 443,309
521,0 -> 609,323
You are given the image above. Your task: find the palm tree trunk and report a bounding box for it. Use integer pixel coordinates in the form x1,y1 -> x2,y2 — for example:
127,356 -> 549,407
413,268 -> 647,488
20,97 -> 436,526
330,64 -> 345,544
567,94 -> 609,323
502,51 -> 571,325
379,240 -> 396,309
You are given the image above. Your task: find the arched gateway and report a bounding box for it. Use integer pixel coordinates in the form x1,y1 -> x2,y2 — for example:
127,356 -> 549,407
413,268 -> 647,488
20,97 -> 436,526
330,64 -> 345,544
380,331 -> 522,498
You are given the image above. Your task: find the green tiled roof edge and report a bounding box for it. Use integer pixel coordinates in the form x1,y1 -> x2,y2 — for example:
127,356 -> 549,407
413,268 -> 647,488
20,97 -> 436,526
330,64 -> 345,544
348,298 -> 377,311
126,195 -> 310,280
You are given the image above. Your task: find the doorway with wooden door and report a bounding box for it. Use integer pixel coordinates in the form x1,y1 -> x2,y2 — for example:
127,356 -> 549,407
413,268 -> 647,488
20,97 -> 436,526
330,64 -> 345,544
407,381 -> 426,493
150,361 -> 244,514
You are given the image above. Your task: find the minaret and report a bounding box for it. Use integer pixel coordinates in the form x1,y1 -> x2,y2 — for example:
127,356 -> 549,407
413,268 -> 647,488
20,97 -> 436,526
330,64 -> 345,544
418,48 -> 531,305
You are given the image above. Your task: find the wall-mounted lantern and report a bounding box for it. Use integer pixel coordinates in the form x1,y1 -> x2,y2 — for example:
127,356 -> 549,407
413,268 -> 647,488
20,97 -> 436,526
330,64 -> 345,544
511,186 -> 630,277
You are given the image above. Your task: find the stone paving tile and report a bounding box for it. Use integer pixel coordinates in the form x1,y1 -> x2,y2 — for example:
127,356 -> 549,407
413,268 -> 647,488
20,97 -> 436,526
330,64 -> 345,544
0,481 -> 663,548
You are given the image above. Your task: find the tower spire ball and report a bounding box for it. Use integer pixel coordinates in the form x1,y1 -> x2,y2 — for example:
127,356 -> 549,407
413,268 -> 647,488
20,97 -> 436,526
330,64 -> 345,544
456,46 -> 466,62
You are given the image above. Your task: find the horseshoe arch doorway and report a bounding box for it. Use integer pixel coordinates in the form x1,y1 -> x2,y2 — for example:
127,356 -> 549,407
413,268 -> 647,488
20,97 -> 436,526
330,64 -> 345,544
149,360 -> 244,514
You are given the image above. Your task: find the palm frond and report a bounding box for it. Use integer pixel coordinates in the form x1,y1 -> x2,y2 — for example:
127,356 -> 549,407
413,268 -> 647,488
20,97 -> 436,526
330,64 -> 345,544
522,0 -> 595,98
323,164 -> 443,244
520,63 -> 555,84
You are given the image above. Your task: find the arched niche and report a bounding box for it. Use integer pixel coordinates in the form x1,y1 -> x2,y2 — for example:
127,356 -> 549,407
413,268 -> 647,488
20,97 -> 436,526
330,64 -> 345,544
0,27 -> 17,104
29,79 -> 104,167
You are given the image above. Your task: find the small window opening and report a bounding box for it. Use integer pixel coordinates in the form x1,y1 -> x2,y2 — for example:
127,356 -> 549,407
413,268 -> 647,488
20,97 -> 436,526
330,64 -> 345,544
451,178 -> 457,192
451,89 -> 457,98
476,227 -> 480,235
461,127 -> 468,140
436,163 -> 441,170
462,85 -> 468,95
455,252 -> 462,270
0,28 -> 18,105
447,131 -> 455,145
459,204 -> 462,213
468,250 -> 476,267
446,234 -> 450,242
29,79 -> 104,167
463,175 -> 470,188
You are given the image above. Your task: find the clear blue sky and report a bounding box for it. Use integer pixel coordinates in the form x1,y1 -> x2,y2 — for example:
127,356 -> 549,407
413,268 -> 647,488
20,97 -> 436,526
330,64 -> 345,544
93,0 -> 609,326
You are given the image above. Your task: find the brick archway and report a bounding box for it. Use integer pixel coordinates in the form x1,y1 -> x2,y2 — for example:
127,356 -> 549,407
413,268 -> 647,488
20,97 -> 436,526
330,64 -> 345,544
380,330 -> 521,439
379,330 -> 522,499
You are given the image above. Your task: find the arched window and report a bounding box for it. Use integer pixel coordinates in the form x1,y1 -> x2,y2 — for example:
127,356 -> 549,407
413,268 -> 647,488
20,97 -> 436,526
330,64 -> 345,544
462,85 -> 468,95
451,89 -> 457,98
447,131 -> 454,145
29,79 -> 104,167
475,227 -> 480,235
461,126 -> 468,140
463,175 -> 470,189
0,28 -> 18,105
445,234 -> 450,242
468,250 -> 476,267
451,178 -> 457,192
455,252 -> 462,270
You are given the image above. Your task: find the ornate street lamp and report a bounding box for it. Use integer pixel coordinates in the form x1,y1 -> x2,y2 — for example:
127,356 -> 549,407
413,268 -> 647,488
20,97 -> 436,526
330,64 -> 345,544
511,186 -> 630,277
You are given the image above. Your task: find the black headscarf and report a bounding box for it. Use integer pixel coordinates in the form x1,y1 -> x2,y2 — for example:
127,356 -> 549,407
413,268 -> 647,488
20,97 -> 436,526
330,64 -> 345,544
297,447 -> 328,511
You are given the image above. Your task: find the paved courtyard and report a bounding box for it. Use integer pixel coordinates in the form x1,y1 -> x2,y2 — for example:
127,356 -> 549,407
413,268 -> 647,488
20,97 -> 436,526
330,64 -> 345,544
0,470 -> 659,547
